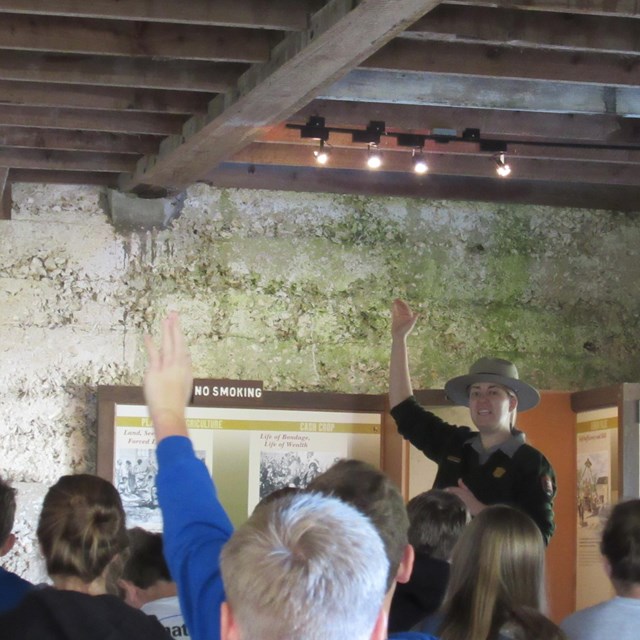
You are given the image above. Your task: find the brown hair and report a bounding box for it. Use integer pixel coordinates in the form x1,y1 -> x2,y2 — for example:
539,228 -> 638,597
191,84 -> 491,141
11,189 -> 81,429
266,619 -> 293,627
600,498 -> 640,594
307,458 -> 408,590
406,489 -> 469,560
0,476 -> 17,546
439,505 -> 546,640
37,474 -> 128,583
121,528 -> 171,589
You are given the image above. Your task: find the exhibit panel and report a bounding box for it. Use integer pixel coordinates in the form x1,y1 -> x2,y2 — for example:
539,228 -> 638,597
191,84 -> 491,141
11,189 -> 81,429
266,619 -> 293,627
98,383 -> 383,528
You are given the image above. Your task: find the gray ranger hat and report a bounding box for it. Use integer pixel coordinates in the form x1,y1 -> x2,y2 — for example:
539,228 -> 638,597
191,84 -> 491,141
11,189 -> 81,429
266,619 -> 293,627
444,357 -> 540,411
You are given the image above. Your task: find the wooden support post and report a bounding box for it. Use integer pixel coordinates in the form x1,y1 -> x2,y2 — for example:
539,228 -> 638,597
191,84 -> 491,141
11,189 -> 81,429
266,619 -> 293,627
0,168 -> 11,220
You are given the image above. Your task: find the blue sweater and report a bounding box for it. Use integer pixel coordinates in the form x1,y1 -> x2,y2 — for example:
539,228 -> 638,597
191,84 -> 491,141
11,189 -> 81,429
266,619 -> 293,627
0,567 -> 33,615
156,436 -> 234,640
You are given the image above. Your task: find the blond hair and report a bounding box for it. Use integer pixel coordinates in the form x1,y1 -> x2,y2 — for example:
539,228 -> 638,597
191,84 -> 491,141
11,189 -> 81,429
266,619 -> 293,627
37,474 -> 128,584
439,505 -> 546,640
220,491 -> 388,640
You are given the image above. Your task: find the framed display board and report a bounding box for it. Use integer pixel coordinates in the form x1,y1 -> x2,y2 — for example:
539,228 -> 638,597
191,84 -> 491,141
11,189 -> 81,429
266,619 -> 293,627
97,381 -> 384,529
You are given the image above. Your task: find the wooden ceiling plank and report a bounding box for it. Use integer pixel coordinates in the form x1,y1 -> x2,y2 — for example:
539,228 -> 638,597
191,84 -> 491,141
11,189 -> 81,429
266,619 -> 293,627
322,70 -> 640,116
0,126 -> 159,154
0,14 -> 272,63
0,52 -> 245,92
364,39 -> 640,87
407,5 -> 640,55
442,0 -> 640,18
294,99 -> 638,144
0,80 -> 211,114
9,168 -> 118,186
0,167 -> 10,220
0,148 -> 136,172
205,162 -> 640,211
225,143 -> 640,185
122,0 -> 444,192
0,0 -> 312,29
0,105 -> 185,135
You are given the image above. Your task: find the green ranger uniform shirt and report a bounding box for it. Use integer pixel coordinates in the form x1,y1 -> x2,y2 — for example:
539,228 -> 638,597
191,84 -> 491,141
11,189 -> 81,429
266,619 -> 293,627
391,396 -> 556,544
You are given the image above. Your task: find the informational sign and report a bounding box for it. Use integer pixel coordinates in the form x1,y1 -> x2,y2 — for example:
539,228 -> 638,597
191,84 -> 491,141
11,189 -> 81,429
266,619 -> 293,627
575,408 -> 618,609
112,403 -> 381,529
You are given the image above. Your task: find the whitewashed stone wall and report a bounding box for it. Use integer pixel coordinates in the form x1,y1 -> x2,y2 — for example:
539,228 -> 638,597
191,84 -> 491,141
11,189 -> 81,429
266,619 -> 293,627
1,183 -> 640,582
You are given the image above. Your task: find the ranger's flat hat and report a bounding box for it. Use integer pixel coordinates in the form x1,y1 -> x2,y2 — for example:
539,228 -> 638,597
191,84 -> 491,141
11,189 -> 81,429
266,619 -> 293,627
444,357 -> 540,411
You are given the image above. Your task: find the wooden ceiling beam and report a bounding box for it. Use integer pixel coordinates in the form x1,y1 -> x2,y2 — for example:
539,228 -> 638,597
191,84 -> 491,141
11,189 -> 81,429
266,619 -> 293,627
0,105 -> 185,135
122,0 -> 444,192
205,162 -> 640,211
0,80 -> 211,114
408,5 -> 640,54
323,70 -> 640,116
0,0 -> 312,30
227,142 -> 640,185
0,52 -> 245,92
293,100 -> 638,143
0,148 -> 136,172
442,0 -> 640,18
9,168 -> 119,186
364,39 -> 640,87
0,126 -> 159,154
0,167 -> 10,220
0,14 -> 272,63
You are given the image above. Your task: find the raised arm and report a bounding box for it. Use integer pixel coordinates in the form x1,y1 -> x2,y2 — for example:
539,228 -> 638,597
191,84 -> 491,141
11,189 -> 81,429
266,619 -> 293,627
143,311 -> 192,441
144,313 -> 233,640
389,299 -> 420,409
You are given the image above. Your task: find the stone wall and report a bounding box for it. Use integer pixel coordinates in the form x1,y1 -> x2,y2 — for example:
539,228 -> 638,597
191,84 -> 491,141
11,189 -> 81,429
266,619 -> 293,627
2,183 -> 640,582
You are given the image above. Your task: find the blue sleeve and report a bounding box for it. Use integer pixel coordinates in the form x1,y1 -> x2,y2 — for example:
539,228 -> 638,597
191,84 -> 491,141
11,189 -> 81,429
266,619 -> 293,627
156,436 -> 234,640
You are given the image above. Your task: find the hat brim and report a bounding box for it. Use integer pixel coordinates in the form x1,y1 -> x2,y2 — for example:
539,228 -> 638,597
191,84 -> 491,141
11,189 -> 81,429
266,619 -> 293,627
444,373 -> 540,412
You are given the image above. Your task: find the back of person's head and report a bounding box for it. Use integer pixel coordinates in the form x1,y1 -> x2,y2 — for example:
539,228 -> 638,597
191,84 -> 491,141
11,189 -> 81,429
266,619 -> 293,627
37,474 -> 128,583
600,498 -> 640,595
406,489 -> 469,560
0,476 -> 17,547
439,505 -> 546,640
220,491 -> 388,640
307,458 -> 408,589
121,527 -> 171,588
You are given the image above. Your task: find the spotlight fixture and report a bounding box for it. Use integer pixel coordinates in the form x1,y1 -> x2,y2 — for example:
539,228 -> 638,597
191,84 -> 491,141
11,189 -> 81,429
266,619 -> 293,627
495,152 -> 512,177
313,140 -> 330,165
367,143 -> 382,169
412,148 -> 428,174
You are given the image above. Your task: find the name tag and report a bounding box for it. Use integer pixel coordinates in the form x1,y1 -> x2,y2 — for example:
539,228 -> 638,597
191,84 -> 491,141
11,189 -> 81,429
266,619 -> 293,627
446,455 -> 461,463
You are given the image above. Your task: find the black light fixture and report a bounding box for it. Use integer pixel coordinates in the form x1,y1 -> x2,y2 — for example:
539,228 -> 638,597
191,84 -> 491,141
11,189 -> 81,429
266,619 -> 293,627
300,116 -> 330,141
286,117 -> 640,176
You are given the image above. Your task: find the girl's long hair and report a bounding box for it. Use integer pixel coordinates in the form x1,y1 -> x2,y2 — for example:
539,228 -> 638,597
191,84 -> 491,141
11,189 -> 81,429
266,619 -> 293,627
438,505 -> 546,640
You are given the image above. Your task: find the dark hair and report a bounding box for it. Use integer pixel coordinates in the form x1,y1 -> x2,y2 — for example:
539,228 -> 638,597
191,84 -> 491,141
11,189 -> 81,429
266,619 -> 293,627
121,528 -> 171,589
504,606 -> 567,640
37,474 -> 128,583
307,458 -> 408,590
600,499 -> 640,593
0,477 -> 17,546
406,489 -> 469,560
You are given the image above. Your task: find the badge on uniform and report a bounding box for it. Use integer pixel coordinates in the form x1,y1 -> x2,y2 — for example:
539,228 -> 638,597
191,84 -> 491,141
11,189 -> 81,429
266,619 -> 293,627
493,467 -> 506,478
541,474 -> 554,496
446,455 -> 461,463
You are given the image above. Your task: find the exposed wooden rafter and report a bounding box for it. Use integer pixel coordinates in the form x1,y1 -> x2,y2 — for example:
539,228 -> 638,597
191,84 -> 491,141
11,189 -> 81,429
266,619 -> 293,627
120,0 -> 444,192
0,0 -> 637,210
